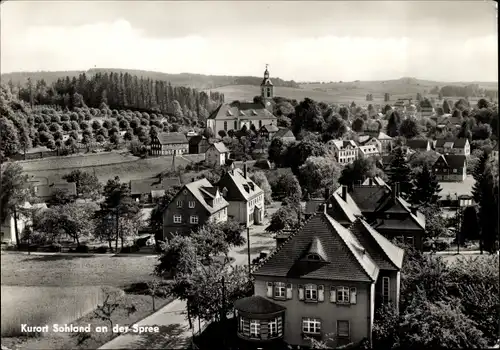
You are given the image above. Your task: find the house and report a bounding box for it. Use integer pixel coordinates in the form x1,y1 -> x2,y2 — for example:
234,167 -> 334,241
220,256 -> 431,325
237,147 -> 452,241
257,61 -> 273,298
434,138 -> 470,156
393,100 -> 406,112
130,177 -> 181,203
188,135 -> 210,154
432,154 -> 467,182
1,202 -> 47,245
326,140 -> 359,164
406,139 -> 431,152
273,128 -> 296,143
361,131 -> 393,155
217,164 -> 265,227
420,106 -> 434,118
206,66 -> 278,136
234,210 -> 404,348
35,182 -> 77,201
11,146 -> 53,161
205,142 -> 230,167
162,178 -> 229,240
358,145 -> 380,158
331,183 -> 426,250
357,135 -> 382,153
260,124 -> 280,140
150,132 -> 189,156
436,115 -> 462,132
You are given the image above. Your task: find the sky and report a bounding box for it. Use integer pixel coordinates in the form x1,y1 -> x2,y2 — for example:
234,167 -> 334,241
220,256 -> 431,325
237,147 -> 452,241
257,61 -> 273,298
0,1 -> 498,82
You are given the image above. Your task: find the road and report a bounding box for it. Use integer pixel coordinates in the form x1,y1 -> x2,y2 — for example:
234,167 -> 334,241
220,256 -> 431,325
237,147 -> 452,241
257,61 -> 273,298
99,203 -> 280,349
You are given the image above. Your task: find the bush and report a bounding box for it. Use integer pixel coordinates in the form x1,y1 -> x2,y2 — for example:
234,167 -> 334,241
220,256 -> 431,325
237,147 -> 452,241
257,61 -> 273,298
42,243 -> 62,252
74,245 -> 90,253
120,244 -> 140,254
95,246 -> 108,254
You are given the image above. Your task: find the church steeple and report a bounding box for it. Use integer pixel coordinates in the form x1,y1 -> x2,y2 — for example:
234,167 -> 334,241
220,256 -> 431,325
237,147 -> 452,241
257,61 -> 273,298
260,64 -> 274,103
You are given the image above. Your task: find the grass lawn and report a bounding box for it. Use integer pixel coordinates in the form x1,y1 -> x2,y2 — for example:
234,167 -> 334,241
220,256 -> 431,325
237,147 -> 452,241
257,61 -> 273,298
1,253 -> 173,350
438,175 -> 475,199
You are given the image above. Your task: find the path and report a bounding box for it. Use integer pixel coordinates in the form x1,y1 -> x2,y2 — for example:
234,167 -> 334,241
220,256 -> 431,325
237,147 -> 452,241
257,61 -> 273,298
98,203 -> 280,349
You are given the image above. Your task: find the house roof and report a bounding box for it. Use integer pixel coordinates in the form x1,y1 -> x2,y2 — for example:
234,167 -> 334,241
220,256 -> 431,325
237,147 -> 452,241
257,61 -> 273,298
327,139 -> 358,150
406,139 -> 430,150
362,177 -> 387,186
156,132 -> 188,145
331,189 -> 362,223
130,177 -> 181,195
22,146 -> 51,154
208,102 -> 277,121
217,168 -> 263,202
253,212 -> 379,282
261,124 -> 280,133
183,178 -> 228,214
434,154 -> 467,169
350,219 -> 404,271
273,128 -> 295,139
434,138 -> 468,148
36,182 -> 77,198
234,296 -> 286,315
363,131 -> 392,140
210,142 -> 229,154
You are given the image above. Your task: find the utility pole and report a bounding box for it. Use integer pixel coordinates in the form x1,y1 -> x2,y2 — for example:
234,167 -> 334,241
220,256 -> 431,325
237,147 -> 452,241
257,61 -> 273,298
455,193 -> 460,255
247,227 -> 251,279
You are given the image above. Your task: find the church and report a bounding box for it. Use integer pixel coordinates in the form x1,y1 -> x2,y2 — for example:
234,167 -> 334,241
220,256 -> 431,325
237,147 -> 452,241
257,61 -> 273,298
206,66 -> 278,136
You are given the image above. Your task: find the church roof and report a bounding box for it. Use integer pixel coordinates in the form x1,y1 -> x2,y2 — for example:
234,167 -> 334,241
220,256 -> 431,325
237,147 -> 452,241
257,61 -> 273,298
207,102 -> 277,121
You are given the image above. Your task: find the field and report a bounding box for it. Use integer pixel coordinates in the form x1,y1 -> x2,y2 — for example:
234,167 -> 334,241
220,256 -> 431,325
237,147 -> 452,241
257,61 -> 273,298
19,152 -> 205,183
1,253 -> 171,350
211,78 -> 496,105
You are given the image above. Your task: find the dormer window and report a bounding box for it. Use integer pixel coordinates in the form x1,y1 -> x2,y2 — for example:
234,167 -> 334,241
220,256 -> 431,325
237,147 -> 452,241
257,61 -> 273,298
306,253 -> 321,261
227,110 -> 233,116
252,110 -> 258,116
240,111 -> 246,116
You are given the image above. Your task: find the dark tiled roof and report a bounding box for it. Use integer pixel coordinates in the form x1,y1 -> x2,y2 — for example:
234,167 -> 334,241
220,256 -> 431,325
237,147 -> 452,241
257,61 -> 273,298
253,213 -> 379,282
350,220 -> 404,271
435,138 -> 468,148
274,128 -> 295,139
406,139 -> 430,150
217,169 -> 263,202
234,296 -> 285,315
436,154 -> 467,168
208,102 -> 277,121
156,132 -> 188,145
261,124 -> 280,133
130,177 -> 180,195
348,186 -> 391,212
182,178 -> 228,214
188,135 -> 207,146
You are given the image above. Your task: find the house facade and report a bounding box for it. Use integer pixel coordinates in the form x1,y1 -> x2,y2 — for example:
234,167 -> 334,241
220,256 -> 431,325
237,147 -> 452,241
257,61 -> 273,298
361,131 -> 393,155
432,154 -> 467,182
150,132 -> 189,156
326,140 -> 359,164
217,164 -> 265,227
234,212 -> 404,348
188,136 -> 210,154
206,67 -> 278,136
162,179 -> 228,239
434,138 -> 470,156
1,202 -> 47,245
205,142 -> 230,167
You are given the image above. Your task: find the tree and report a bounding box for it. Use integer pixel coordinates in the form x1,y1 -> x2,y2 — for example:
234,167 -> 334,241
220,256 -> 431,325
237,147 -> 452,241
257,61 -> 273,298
62,169 -> 102,201
477,98 -> 490,109
455,98 -> 470,112
149,185 -> 181,247
384,93 -> 390,102
191,225 -> 230,262
155,234 -> 198,278
442,100 -> 452,114
409,163 -> 441,206
266,205 -> 300,233
92,288 -> 135,339
293,98 -> 324,134
250,171 -> 273,205
398,117 -> 420,139
386,110 -> 401,137
0,117 -> 20,159
351,117 -> 364,132
287,140 -> 327,174
47,188 -> 76,206
274,172 -> 302,202
203,127 -> 214,139
217,219 -> 246,247
0,163 -> 31,249
477,164 -> 499,253
267,138 -> 289,167
471,150 -> 490,203
339,157 -> 382,188
460,206 -> 480,244
388,147 -> 412,196
50,202 -> 98,246
419,204 -> 447,239
297,156 -> 341,197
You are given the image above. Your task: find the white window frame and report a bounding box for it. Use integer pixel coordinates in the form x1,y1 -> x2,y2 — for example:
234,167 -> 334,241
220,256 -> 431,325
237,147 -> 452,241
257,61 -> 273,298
176,200 -> 183,208
173,214 -> 182,224
337,286 -> 350,303
239,316 -> 245,332
188,201 -> 195,208
189,215 -> 199,224
305,284 -> 318,301
453,168 -> 457,173
249,320 -> 260,338
302,318 -> 321,334
382,276 -> 390,303
268,318 -> 278,337
337,320 -> 350,338
274,282 -> 286,299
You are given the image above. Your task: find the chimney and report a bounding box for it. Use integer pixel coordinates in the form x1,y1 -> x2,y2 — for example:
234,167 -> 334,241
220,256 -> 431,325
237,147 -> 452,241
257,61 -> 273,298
243,163 -> 247,178
369,178 -> 373,186
391,182 -> 399,201
410,206 -> 418,215
324,188 -> 330,200
341,185 -> 347,201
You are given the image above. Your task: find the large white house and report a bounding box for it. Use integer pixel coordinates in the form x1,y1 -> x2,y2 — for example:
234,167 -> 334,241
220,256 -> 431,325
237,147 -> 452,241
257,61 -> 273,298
326,140 -> 359,164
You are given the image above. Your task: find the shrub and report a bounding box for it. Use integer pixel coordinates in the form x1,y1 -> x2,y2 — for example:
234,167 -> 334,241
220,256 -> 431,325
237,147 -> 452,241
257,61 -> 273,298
96,246 -> 108,254
120,245 -> 139,254
75,245 -> 90,253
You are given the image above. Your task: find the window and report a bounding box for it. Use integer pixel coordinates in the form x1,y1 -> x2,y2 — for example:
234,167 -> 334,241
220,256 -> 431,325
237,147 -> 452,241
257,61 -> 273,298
302,318 -> 321,334
173,214 -> 182,223
234,121 -> 238,130
337,320 -> 350,338
382,277 -> 390,303
224,121 -> 228,131
176,200 -> 183,208
190,215 -> 199,224
453,169 -> 457,173
274,282 -> 286,299
307,253 -> 321,261
268,318 -> 278,337
259,120 -> 262,128
267,88 -> 271,98
337,287 -> 350,303
305,284 -> 318,301
188,201 -> 195,208
239,317 -> 245,332
250,320 -> 260,338
435,168 -> 439,172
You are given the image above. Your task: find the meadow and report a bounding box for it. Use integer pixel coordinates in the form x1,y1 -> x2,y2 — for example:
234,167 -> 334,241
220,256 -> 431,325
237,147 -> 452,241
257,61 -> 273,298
0,253 -> 171,350
19,152 -> 205,183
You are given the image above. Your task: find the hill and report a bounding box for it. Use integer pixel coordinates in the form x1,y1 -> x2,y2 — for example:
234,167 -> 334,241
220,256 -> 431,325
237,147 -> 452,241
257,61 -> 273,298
211,77 -> 498,105
1,68 -> 300,90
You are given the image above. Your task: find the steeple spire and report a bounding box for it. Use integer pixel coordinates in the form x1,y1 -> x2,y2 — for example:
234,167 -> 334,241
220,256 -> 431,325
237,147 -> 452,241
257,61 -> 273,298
260,64 -> 274,103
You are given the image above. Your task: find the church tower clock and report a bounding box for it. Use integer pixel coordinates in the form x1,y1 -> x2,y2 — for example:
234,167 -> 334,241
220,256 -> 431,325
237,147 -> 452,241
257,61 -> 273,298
260,64 -> 274,107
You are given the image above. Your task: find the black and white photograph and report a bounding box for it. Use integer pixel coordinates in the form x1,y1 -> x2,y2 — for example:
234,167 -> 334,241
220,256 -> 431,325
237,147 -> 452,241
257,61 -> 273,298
0,1 -> 498,349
